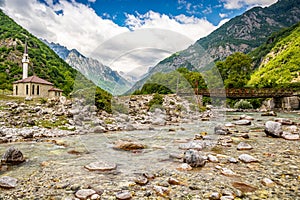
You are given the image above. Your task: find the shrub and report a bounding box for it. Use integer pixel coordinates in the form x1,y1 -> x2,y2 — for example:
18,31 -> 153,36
234,99 -> 253,109
148,93 -> 164,111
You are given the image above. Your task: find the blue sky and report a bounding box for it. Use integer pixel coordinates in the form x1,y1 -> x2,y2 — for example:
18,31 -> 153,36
1,0 -> 277,74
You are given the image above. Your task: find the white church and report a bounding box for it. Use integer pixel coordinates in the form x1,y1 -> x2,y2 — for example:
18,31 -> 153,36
13,42 -> 63,98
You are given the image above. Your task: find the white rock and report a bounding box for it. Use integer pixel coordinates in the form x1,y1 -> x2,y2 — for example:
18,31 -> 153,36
75,189 -> 96,200
0,176 -> 18,188
238,154 -> 259,163
84,161 -> 117,171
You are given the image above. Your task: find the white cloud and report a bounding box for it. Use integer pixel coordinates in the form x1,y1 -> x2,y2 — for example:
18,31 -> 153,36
0,1 -> 220,80
88,0 -> 96,2
219,13 -> 228,18
125,11 -> 216,42
221,0 -> 278,10
0,0 -> 128,56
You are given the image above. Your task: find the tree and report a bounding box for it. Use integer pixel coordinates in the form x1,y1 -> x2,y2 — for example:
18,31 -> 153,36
217,52 -> 252,88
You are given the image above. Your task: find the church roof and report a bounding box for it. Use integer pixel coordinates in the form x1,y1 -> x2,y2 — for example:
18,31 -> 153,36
48,87 -> 63,92
13,75 -> 54,85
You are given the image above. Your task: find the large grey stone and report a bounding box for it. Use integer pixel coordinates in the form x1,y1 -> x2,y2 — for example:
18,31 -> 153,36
264,121 -> 283,137
183,149 -> 206,168
1,146 -> 25,164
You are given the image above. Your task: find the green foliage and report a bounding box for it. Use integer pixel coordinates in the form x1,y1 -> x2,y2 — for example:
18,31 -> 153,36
133,68 -> 207,95
233,99 -> 253,109
216,52 -> 252,88
148,93 -> 164,110
248,22 -> 300,88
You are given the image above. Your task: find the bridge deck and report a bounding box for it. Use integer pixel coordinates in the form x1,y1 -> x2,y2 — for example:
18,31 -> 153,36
178,88 -> 296,98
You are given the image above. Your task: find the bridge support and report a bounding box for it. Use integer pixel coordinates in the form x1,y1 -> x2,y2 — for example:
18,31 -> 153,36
273,96 -> 299,110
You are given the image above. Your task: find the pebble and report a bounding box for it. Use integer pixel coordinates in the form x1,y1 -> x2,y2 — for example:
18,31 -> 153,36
221,168 -> 236,176
134,176 -> 148,186
208,154 -> 219,163
176,163 -> 193,171
75,189 -> 96,199
238,154 -> 259,163
237,142 -> 253,150
84,161 -> 117,171
116,191 -> 132,200
228,157 -> 238,163
168,177 -> 181,185
153,185 -> 170,197
281,132 -> 299,140
261,178 -> 276,187
234,120 -> 251,126
0,176 -> 18,189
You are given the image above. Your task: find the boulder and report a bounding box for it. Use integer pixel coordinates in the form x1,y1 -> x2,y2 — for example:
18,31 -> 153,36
264,121 -> 283,137
113,140 -> 145,151
0,176 -> 18,188
183,149 -> 206,168
1,146 -> 25,164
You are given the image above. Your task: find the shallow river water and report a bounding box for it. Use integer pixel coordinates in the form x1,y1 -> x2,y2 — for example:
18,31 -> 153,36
0,111 -> 299,199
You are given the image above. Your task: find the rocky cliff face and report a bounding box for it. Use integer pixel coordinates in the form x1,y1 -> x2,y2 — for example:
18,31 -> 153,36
66,50 -> 132,95
42,40 -> 132,95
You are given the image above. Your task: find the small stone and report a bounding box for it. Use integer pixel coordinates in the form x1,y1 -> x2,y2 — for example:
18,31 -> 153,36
237,142 -> 253,150
75,189 -> 96,199
116,191 -> 132,200
221,168 -> 236,176
176,163 -> 192,171
234,120 -> 251,126
168,177 -> 181,185
210,192 -> 221,200
153,185 -> 170,197
228,157 -> 238,163
134,176 -> 148,186
240,115 -> 254,120
261,178 -> 275,187
113,140 -> 145,151
238,154 -> 259,163
84,161 -> 117,171
231,182 -> 257,193
0,176 -> 18,188
208,154 -> 219,163
281,132 -> 299,140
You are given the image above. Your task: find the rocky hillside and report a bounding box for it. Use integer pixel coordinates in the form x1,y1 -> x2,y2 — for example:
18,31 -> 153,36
194,0 -> 300,60
248,22 -> 300,88
126,0 -> 300,94
0,9 -> 76,94
43,40 -> 132,95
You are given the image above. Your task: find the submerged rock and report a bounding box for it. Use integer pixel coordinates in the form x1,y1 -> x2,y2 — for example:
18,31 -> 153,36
113,140 -> 146,151
1,146 -> 25,164
84,161 -> 117,172
234,120 -> 251,126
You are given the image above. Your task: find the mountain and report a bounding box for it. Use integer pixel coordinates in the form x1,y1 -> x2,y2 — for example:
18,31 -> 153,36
0,9 -> 76,94
248,22 -> 300,88
126,0 -> 300,94
42,40 -> 132,95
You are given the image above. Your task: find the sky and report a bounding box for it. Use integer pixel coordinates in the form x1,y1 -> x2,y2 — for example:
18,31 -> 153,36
0,0 -> 278,75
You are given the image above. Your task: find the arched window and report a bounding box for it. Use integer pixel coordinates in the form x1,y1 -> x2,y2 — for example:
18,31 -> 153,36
16,85 -> 18,95
37,85 -> 40,95
32,85 -> 35,95
26,85 -> 29,95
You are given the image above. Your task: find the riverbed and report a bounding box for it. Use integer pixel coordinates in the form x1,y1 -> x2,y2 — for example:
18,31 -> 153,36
0,111 -> 299,199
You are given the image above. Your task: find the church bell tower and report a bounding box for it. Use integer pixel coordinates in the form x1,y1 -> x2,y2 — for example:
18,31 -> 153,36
22,39 -> 29,79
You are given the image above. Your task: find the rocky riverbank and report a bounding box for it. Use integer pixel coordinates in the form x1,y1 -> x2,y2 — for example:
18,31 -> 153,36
0,94 -> 216,143
0,95 -> 299,199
